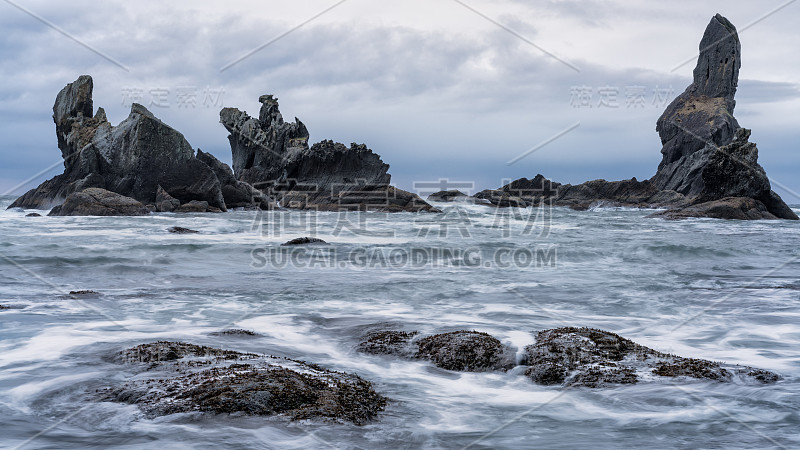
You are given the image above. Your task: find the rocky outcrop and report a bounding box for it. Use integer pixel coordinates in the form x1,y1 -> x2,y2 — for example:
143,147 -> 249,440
358,330 -> 516,371
104,341 -> 387,425
48,188 -> 149,216
167,226 -> 199,234
358,327 -> 779,387
416,331 -> 517,372
220,96 -> 437,212
196,149 -> 273,210
9,76 -> 230,212
647,196 -> 780,220
481,15 -> 797,220
523,328 -> 779,387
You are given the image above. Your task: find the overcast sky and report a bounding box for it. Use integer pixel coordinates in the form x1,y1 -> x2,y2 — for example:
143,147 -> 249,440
1,0 -> 798,202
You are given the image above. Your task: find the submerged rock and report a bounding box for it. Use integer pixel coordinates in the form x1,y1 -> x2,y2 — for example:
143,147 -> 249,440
167,226 -> 200,234
281,237 -> 329,246
105,341 -> 387,425
48,188 -> 149,216
9,76 -> 228,212
69,290 -> 100,296
209,329 -> 262,337
25,212 -> 42,217
524,328 -> 779,387
220,96 -> 436,212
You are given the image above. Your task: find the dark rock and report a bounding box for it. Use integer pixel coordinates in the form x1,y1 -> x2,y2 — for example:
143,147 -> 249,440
357,331 -> 419,357
69,290 -> 100,296
651,15 -> 794,219
416,331 -> 516,372
175,200 -> 210,213
220,96 -> 437,212
524,328 -> 779,387
155,185 -> 180,213
25,213 -> 41,217
479,16 -> 796,220
427,190 -> 469,202
209,329 -> 262,337
9,76 -> 227,212
649,196 -> 778,220
47,188 -> 149,216
196,149 -> 274,210
105,341 -> 387,425
281,237 -> 328,246
474,190 -> 529,208
167,226 -> 200,234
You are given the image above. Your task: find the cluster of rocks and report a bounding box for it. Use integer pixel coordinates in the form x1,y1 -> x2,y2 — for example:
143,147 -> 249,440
358,327 -> 779,387
8,77 -> 435,216
428,15 -> 797,221
220,96 -> 437,212
102,341 -> 387,425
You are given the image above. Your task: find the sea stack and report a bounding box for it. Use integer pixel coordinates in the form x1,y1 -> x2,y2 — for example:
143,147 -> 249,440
651,14 -> 796,219
9,76 -> 269,212
478,14 -> 797,220
220,96 -> 438,212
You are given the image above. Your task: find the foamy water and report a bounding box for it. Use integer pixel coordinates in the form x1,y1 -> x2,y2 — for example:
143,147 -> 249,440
1,195 -> 799,449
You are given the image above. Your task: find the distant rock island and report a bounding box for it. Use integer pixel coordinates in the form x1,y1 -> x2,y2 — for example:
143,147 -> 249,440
432,14 -> 797,220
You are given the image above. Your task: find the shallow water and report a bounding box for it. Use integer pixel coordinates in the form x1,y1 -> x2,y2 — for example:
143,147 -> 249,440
1,195 -> 799,449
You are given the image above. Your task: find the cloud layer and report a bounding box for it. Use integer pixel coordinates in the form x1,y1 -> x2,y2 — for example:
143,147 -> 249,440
1,0 -> 798,202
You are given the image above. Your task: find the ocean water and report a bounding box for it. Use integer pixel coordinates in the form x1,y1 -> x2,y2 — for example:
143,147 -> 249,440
1,194 -> 799,449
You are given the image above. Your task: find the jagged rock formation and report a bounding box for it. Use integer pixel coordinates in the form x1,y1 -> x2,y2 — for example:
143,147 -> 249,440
196,149 -> 273,210
220,96 -> 437,212
357,328 -> 779,387
9,76 -> 268,212
48,188 -> 149,216
103,341 -> 387,425
482,15 -> 797,220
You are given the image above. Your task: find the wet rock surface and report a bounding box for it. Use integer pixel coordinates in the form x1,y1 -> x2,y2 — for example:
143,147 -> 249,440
524,328 -> 779,387
47,188 -> 149,216
358,327 -> 779,388
220,96 -> 436,212
9,76 -> 228,212
25,213 -> 41,217
358,331 -> 419,357
103,342 -> 387,425
281,237 -> 329,246
358,330 -> 516,371
209,329 -> 262,337
416,331 -> 517,372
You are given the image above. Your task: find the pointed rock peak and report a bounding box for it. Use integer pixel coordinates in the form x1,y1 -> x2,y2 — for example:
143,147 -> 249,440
130,103 -> 156,119
692,14 -> 740,100
258,94 -> 283,125
53,75 -> 94,124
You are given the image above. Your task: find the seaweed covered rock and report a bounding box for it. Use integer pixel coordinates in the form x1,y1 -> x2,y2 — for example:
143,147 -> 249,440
416,331 -> 516,372
9,76 -> 227,211
357,331 -> 419,357
220,96 -> 437,212
524,328 -> 780,387
48,188 -> 149,216
105,341 -> 387,425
